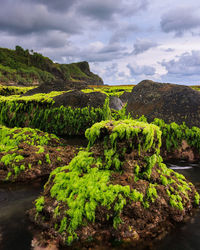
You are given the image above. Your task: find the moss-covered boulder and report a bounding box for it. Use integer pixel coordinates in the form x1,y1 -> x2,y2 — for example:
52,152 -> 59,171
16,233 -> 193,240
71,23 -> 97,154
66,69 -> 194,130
0,91 -> 111,136
127,80 -> 200,128
0,125 -> 77,182
29,120 -> 199,248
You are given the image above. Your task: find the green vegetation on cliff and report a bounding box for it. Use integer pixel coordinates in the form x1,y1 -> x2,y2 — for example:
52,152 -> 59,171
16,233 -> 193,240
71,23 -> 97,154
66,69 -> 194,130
0,46 -> 103,85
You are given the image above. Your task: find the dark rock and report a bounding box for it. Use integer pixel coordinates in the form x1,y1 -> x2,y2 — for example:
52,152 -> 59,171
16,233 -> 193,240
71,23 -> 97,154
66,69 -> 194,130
23,80 -> 71,96
127,79 -> 200,128
109,96 -> 123,110
53,90 -> 123,110
23,80 -> 92,96
120,91 -> 132,103
53,90 -> 107,109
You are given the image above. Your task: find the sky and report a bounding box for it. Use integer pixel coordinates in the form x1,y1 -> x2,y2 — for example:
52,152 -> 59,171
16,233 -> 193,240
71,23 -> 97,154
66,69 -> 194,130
1,0 -> 200,85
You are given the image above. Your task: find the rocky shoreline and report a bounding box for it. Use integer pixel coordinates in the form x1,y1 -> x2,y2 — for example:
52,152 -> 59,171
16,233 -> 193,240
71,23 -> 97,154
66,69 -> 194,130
28,120 -> 199,248
0,80 -> 200,249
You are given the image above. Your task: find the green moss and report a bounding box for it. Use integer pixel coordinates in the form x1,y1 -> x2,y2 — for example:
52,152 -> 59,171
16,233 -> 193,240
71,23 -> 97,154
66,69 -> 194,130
35,196 -> 45,212
194,192 -> 200,205
34,119 -> 199,245
146,183 -> 158,203
152,118 -> 200,153
86,119 -> 162,154
0,125 -> 62,180
45,153 -> 51,164
85,85 -> 134,97
0,93 -> 112,136
48,150 -> 132,242
0,46 -> 103,84
0,85 -> 35,96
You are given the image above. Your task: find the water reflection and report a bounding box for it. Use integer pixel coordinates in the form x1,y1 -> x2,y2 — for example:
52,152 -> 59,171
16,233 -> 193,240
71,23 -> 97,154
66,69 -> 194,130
0,182 -> 44,250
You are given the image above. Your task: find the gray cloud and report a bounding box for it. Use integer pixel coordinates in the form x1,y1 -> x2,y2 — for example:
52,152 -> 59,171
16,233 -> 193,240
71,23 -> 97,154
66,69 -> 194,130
41,41 -> 128,64
0,0 -> 81,35
77,0 -> 149,21
31,0 -> 76,12
79,43 -> 127,62
127,63 -> 156,76
77,0 -> 121,21
132,39 -> 158,55
164,48 -> 175,52
37,31 -> 70,49
160,7 -> 200,36
110,24 -> 138,43
161,51 -> 200,76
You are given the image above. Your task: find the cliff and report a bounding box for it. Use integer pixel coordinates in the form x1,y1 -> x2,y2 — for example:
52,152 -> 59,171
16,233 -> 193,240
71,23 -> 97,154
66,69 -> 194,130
0,46 -> 103,86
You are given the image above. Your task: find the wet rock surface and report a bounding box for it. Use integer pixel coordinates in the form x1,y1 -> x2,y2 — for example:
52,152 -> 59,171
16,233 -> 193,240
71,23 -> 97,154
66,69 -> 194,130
127,80 -> 200,128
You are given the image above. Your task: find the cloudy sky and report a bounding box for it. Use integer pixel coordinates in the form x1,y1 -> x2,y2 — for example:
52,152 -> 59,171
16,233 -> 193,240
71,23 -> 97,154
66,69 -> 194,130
1,0 -> 200,85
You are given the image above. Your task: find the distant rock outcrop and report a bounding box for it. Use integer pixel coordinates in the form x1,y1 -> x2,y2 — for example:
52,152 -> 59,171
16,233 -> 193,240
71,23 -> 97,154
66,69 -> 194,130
127,80 -> 200,128
0,46 -> 104,86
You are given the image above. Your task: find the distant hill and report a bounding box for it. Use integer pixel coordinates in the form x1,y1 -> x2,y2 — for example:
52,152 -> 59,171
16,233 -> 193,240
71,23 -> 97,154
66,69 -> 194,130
0,46 -> 103,86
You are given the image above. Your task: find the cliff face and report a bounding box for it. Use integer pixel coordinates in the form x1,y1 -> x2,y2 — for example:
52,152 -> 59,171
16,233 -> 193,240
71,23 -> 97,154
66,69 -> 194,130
0,46 -> 103,86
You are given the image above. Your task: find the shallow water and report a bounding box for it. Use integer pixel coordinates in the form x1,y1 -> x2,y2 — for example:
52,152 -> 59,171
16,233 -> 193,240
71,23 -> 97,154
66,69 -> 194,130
0,181 -> 44,250
155,161 -> 200,250
0,162 -> 200,250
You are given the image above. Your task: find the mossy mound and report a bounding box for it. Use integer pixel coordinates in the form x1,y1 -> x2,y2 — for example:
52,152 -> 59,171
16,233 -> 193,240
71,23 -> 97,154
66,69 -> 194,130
0,125 -> 77,182
0,91 -> 112,136
137,115 -> 200,161
29,120 -> 199,247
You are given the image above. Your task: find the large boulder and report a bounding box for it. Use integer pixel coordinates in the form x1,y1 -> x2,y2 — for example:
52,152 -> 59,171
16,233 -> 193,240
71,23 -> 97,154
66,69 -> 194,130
53,90 -> 107,109
53,90 -> 122,110
127,80 -> 200,128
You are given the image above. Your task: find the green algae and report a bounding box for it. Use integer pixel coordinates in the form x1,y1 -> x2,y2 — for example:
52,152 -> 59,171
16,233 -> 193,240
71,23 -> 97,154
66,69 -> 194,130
0,92 -> 111,136
0,85 -> 35,96
152,118 -> 200,153
0,125 -> 59,153
0,125 -> 60,179
85,119 -> 162,154
34,119 -> 199,245
35,196 -> 45,213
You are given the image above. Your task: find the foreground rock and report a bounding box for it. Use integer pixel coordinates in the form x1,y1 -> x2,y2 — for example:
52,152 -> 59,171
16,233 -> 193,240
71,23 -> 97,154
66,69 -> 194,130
0,126 -> 77,182
29,120 -> 199,248
127,80 -> 200,128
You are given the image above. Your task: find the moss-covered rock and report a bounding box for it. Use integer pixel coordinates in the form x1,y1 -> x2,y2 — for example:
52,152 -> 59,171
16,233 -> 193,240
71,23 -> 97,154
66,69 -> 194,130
0,125 -> 77,182
29,120 -> 199,247
0,91 -> 111,136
